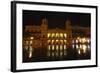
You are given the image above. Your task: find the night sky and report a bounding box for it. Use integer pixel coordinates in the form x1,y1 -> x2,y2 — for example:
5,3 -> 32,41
23,10 -> 91,29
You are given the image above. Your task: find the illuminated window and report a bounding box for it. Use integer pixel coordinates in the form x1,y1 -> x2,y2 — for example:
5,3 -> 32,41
52,33 -> 55,37
60,45 -> 63,51
48,45 -> 51,50
64,33 -> 67,38
81,38 -> 86,43
51,40 -> 54,44
64,40 -> 67,44
56,33 -> 59,37
60,40 -> 63,44
47,40 -> 51,44
56,40 -> 59,43
60,33 -> 63,38
47,33 -> 51,38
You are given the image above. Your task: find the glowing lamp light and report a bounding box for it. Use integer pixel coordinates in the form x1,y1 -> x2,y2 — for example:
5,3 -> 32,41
30,37 -> 34,40
56,40 -> 59,42
82,45 -> 87,53
29,46 -> 33,58
29,51 -> 32,58
76,45 -> 79,49
77,37 -> 80,39
78,50 -> 81,54
87,38 -> 90,43
72,44 -> 75,49
83,45 -> 87,50
81,38 -> 86,43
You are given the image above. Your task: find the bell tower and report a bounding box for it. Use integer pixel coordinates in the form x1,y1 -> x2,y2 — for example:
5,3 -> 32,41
41,18 -> 48,35
66,17 -> 72,48
41,18 -> 48,48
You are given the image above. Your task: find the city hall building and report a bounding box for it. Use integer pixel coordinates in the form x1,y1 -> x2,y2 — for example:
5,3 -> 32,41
23,18 -> 90,61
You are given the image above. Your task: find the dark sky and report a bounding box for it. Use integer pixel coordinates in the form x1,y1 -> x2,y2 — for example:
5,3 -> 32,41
23,10 -> 90,29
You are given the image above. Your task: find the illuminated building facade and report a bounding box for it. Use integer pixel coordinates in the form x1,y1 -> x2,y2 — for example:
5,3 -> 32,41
23,18 -> 90,62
